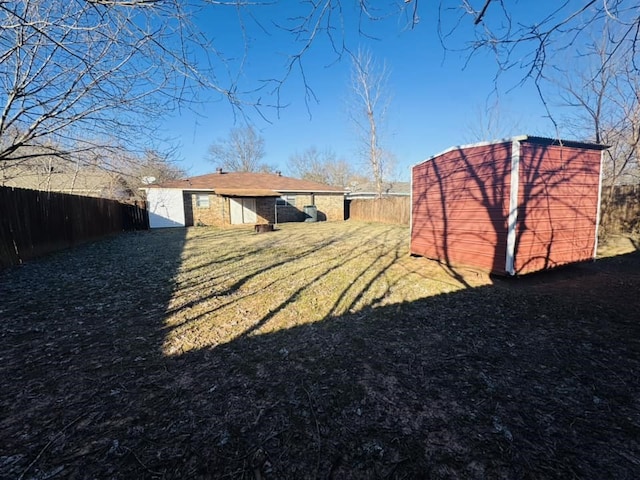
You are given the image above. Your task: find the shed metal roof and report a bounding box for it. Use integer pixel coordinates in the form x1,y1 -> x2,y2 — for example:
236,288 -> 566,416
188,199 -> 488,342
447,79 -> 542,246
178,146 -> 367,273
523,136 -> 610,150
412,135 -> 610,168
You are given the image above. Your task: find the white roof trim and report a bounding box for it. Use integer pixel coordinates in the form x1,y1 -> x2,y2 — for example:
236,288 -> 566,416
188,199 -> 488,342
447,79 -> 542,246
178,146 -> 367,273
411,135 -> 528,169
412,135 -> 609,170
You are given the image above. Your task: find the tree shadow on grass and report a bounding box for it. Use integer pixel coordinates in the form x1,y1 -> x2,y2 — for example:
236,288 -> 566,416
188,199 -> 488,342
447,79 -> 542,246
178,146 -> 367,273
1,229 -> 640,479
163,251 -> 640,480
160,223 -> 415,350
0,228 -> 188,479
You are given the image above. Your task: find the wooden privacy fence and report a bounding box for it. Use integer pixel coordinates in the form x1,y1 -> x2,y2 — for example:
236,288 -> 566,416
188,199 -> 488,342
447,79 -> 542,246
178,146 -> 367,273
348,185 -> 640,234
348,196 -> 411,225
0,186 -> 148,267
600,185 -> 640,235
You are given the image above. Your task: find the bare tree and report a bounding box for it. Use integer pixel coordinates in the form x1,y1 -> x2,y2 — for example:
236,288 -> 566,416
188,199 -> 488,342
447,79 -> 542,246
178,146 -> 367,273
0,0 -> 404,170
464,100 -> 524,142
0,0 -> 241,168
349,48 -> 393,198
135,150 -> 186,185
207,126 -> 269,172
554,31 -> 640,186
288,146 -> 356,187
4,0 -> 634,178
110,149 -> 186,199
267,1 -> 639,95
442,1 -> 640,109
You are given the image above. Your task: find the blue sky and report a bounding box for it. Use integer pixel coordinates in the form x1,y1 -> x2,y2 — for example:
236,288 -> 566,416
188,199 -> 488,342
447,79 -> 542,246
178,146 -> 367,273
160,2 -> 564,180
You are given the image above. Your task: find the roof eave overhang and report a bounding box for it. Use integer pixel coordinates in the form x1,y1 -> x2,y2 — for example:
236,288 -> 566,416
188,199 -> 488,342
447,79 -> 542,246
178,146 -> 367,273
275,189 -> 346,194
215,188 -> 280,197
144,186 -> 217,191
142,187 -> 345,194
346,192 -> 410,197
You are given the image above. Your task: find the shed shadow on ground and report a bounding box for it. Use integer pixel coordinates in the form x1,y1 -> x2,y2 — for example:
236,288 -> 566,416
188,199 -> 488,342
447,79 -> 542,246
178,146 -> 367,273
1,229 -> 639,479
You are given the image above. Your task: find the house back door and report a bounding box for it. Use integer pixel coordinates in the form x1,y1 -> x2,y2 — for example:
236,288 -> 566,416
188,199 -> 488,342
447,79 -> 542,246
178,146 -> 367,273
230,198 -> 257,224
242,198 -> 257,223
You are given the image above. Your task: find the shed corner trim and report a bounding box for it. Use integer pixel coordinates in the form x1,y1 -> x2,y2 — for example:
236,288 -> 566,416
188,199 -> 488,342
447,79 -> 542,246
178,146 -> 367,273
505,139 -> 521,275
593,149 -> 606,259
409,168 -> 414,238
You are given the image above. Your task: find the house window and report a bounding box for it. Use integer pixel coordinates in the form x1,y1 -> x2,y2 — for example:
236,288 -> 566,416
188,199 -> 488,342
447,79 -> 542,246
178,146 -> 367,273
276,195 -> 296,206
195,193 -> 210,208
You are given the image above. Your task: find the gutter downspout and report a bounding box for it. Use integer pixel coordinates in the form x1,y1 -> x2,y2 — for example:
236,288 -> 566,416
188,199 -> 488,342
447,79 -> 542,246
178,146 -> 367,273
505,140 -> 521,276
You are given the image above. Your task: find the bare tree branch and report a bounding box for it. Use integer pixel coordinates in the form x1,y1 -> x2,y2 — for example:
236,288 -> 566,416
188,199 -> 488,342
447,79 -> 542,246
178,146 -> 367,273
206,125 -> 269,172
472,0 -> 492,25
3,0 -> 637,181
0,0 -> 265,168
553,30 -> 640,186
86,0 -> 162,6
287,146 -> 358,186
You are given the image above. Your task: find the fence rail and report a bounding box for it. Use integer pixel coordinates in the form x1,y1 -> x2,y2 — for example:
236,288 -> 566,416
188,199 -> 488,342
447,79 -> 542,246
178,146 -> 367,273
0,186 -> 148,267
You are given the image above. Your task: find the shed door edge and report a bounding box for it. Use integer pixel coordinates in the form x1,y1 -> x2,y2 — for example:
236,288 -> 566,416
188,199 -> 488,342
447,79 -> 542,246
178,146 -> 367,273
505,140 -> 521,275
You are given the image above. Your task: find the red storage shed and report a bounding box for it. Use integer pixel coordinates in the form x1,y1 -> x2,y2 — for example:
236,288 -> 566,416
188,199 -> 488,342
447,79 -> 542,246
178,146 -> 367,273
410,136 -> 608,275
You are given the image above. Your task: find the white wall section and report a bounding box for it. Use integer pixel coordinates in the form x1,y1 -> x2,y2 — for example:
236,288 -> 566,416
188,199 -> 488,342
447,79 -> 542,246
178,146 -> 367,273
146,189 -> 186,228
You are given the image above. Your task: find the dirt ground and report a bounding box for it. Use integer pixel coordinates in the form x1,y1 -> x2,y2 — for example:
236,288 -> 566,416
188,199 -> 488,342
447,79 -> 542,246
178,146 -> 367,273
1,222 -> 639,479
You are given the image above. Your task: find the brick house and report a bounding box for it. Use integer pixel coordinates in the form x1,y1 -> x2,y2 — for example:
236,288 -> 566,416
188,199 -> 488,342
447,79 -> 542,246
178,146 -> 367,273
143,170 -> 346,228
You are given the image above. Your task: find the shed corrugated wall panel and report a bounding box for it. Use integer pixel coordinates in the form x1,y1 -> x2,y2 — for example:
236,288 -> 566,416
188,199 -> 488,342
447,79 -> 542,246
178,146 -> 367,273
411,143 -> 512,273
514,143 -> 601,274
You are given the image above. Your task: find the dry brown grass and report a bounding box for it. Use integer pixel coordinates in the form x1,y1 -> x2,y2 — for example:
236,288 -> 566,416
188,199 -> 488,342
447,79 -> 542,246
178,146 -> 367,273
1,221 -> 640,479
162,222 -> 489,357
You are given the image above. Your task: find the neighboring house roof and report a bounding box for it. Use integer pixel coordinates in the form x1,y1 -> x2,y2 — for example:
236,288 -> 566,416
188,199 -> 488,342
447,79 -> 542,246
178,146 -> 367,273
1,169 -> 131,198
148,171 -> 346,194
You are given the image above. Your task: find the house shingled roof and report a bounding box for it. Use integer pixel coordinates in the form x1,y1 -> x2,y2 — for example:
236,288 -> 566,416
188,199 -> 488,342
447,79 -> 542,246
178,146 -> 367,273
147,171 -> 346,193
213,188 -> 280,197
